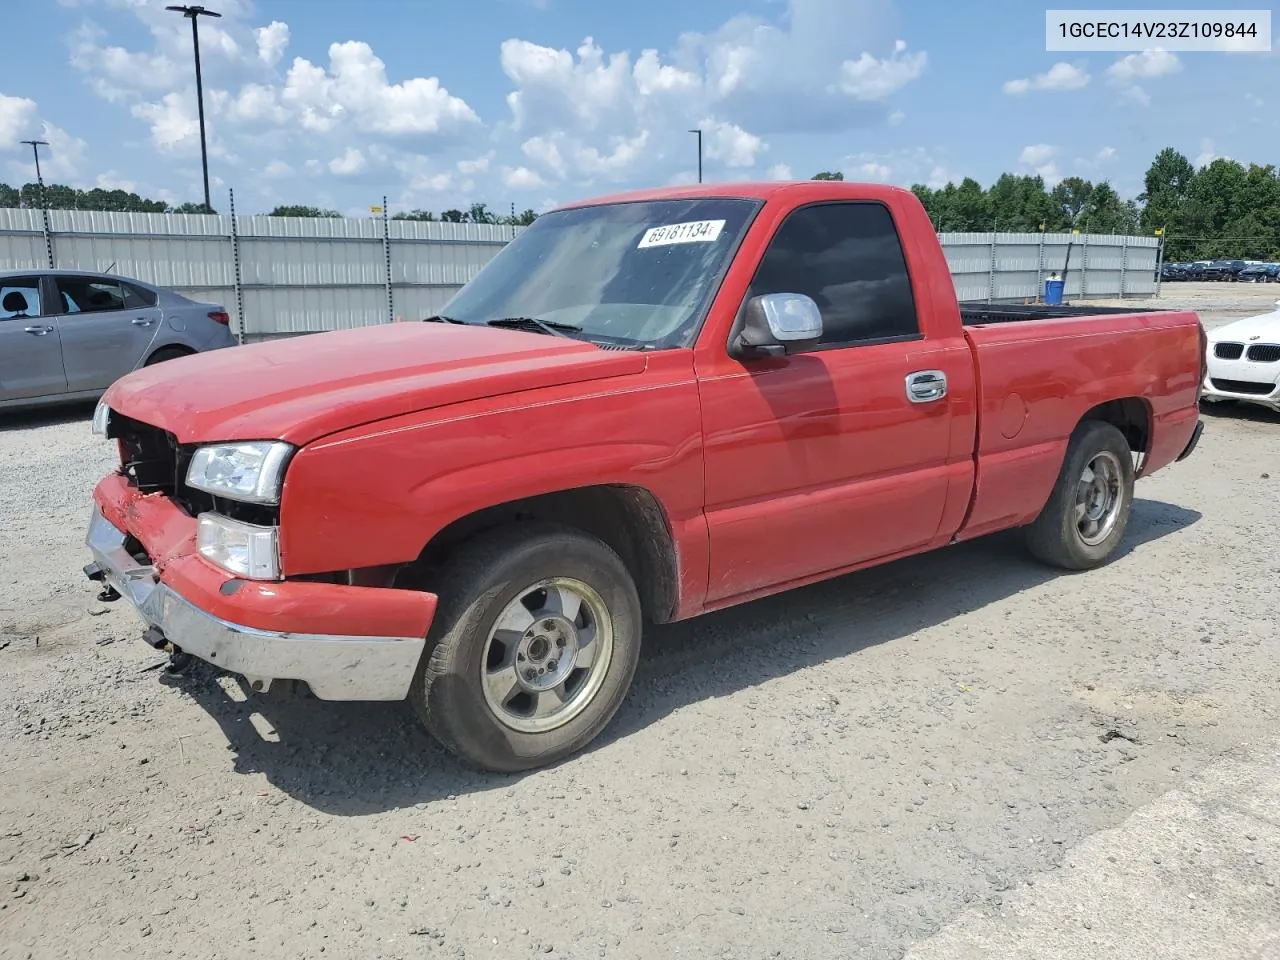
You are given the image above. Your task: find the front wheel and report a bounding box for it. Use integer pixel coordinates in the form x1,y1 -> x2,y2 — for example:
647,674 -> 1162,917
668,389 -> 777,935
410,522 -> 642,772
1024,420 -> 1135,570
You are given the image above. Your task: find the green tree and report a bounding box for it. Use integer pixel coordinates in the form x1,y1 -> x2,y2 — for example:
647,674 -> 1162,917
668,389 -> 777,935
173,201 -> 218,214
267,204 -> 342,217
392,209 -> 438,221
440,209 -> 466,223
811,170 -> 844,181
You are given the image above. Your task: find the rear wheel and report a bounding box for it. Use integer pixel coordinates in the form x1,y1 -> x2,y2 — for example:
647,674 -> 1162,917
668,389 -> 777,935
144,346 -> 192,366
410,522 -> 642,772
1025,419 -> 1135,570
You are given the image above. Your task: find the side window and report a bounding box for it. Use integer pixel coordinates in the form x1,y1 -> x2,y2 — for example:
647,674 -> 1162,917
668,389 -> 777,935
55,277 -> 128,315
749,202 -> 919,346
122,282 -> 157,308
0,278 -> 43,319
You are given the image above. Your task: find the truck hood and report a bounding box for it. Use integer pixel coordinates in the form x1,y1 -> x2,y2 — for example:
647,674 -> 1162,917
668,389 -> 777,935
1208,302 -> 1280,343
103,323 -> 648,445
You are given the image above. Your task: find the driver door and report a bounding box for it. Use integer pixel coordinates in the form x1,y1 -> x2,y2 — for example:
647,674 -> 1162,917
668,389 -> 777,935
0,275 -> 68,402
695,200 -> 966,603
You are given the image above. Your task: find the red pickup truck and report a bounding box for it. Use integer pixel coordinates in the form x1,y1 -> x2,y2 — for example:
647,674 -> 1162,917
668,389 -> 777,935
84,181 -> 1205,771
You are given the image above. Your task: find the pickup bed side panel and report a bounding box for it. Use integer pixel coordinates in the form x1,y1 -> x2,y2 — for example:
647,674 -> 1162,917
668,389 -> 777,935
957,311 -> 1202,541
278,352 -> 710,619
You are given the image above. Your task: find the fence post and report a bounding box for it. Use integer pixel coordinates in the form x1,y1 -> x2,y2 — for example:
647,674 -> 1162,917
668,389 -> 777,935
987,232 -> 998,303
1119,234 -> 1129,299
382,195 -> 393,324
229,188 -> 245,346
1036,232 -> 1046,302
1080,235 -> 1089,299
39,204 -> 55,269
1154,233 -> 1165,297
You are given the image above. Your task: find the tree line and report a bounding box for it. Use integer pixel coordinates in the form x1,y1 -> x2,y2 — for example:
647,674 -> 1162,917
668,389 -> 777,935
0,184 -> 539,226
815,146 -> 1280,261
4,144 -> 1276,260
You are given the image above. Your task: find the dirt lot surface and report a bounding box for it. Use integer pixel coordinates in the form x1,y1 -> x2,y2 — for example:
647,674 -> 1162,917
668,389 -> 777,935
2,289 -> 1279,960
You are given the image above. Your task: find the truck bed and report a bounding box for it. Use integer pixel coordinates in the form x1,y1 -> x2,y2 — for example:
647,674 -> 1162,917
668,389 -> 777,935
960,303 -> 1157,326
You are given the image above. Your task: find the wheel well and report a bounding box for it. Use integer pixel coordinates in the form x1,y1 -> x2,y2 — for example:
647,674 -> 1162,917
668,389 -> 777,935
412,485 -> 679,624
145,344 -> 194,365
1082,397 -> 1151,467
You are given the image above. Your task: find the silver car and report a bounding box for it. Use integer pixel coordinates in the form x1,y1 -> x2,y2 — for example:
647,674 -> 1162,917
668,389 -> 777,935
0,269 -> 237,410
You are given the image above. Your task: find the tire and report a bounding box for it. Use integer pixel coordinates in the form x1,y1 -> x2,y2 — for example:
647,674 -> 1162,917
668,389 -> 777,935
410,521 -> 643,773
1024,419 -> 1135,571
144,346 -> 192,366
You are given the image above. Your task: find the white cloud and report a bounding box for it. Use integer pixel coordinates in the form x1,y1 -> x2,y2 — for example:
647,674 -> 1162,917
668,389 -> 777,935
858,161 -> 892,181
503,166 -> 546,190
767,162 -> 793,180
1018,144 -> 1061,186
841,147 -> 959,190
255,21 -> 289,67
457,152 -> 494,175
0,94 -> 89,183
700,118 -> 764,168
283,41 -> 479,136
328,147 -> 366,176
0,94 -> 38,146
131,92 -> 198,152
1019,144 -> 1056,167
1195,139 -> 1228,167
1104,50 -> 1180,107
838,40 -> 927,100
1002,61 -> 1090,95
263,160 -> 293,179
887,109 -> 905,126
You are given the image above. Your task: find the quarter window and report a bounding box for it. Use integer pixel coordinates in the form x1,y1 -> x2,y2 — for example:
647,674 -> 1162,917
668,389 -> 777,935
748,202 -> 920,346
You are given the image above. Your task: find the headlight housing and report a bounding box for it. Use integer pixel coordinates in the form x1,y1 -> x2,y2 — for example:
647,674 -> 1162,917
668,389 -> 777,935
197,513 -> 281,580
91,400 -> 111,437
185,441 -> 293,505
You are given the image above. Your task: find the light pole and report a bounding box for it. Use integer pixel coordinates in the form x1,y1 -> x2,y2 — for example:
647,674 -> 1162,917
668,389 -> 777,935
20,139 -> 54,267
166,4 -> 221,214
688,128 -> 702,183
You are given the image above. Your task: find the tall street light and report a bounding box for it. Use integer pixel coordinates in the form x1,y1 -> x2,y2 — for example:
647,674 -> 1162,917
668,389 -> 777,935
166,4 -> 221,214
688,128 -> 702,183
20,139 -> 54,267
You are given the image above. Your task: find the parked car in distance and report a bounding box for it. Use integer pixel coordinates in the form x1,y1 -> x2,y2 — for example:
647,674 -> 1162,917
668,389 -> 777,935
1161,262 -> 1189,282
1202,298 -> 1280,412
84,180 -> 1206,773
1238,263 -> 1279,283
0,269 -> 235,411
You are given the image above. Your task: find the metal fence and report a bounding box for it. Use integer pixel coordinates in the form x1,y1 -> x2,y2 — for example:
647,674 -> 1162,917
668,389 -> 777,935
940,231 -> 1160,302
0,209 -> 1160,339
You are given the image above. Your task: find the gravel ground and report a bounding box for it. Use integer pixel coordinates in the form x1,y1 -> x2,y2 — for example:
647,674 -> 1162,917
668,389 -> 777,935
2,296 -> 1279,960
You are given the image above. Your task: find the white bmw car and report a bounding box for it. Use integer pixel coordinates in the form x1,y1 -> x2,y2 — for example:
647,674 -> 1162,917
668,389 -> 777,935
1202,300 -> 1280,413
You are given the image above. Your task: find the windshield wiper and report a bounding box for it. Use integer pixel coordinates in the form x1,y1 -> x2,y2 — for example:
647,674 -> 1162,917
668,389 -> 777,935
485,316 -> 583,339
422,314 -> 469,324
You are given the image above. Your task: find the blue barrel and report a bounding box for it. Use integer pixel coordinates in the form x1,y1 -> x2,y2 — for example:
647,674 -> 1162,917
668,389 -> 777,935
1044,278 -> 1065,305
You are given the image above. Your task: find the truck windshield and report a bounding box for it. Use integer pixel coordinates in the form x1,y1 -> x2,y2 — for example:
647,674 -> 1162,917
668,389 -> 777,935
439,197 -> 761,349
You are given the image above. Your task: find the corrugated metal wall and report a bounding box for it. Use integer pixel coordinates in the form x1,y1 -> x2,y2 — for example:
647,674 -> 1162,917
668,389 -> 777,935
940,231 -> 1159,303
0,210 -> 1161,339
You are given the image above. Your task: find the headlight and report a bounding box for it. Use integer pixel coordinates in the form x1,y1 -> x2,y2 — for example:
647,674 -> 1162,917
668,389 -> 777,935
186,441 -> 293,505
91,401 -> 111,437
197,513 -> 281,580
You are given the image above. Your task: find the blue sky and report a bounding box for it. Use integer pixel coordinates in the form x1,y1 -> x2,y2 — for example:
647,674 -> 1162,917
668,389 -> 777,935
0,0 -> 1275,216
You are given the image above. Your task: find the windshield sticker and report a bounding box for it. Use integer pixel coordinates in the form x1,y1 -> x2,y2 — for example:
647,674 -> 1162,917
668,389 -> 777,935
637,219 -> 726,248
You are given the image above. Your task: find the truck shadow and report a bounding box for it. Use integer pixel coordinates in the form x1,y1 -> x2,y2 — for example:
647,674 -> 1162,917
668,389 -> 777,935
173,497 -> 1200,815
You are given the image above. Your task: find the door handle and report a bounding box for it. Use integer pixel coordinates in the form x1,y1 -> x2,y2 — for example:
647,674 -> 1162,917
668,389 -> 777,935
131,317 -> 155,326
23,325 -> 53,336
906,370 -> 947,403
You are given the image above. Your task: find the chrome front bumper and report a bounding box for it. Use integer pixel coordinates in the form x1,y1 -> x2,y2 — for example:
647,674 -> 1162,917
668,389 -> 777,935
84,507 -> 425,701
